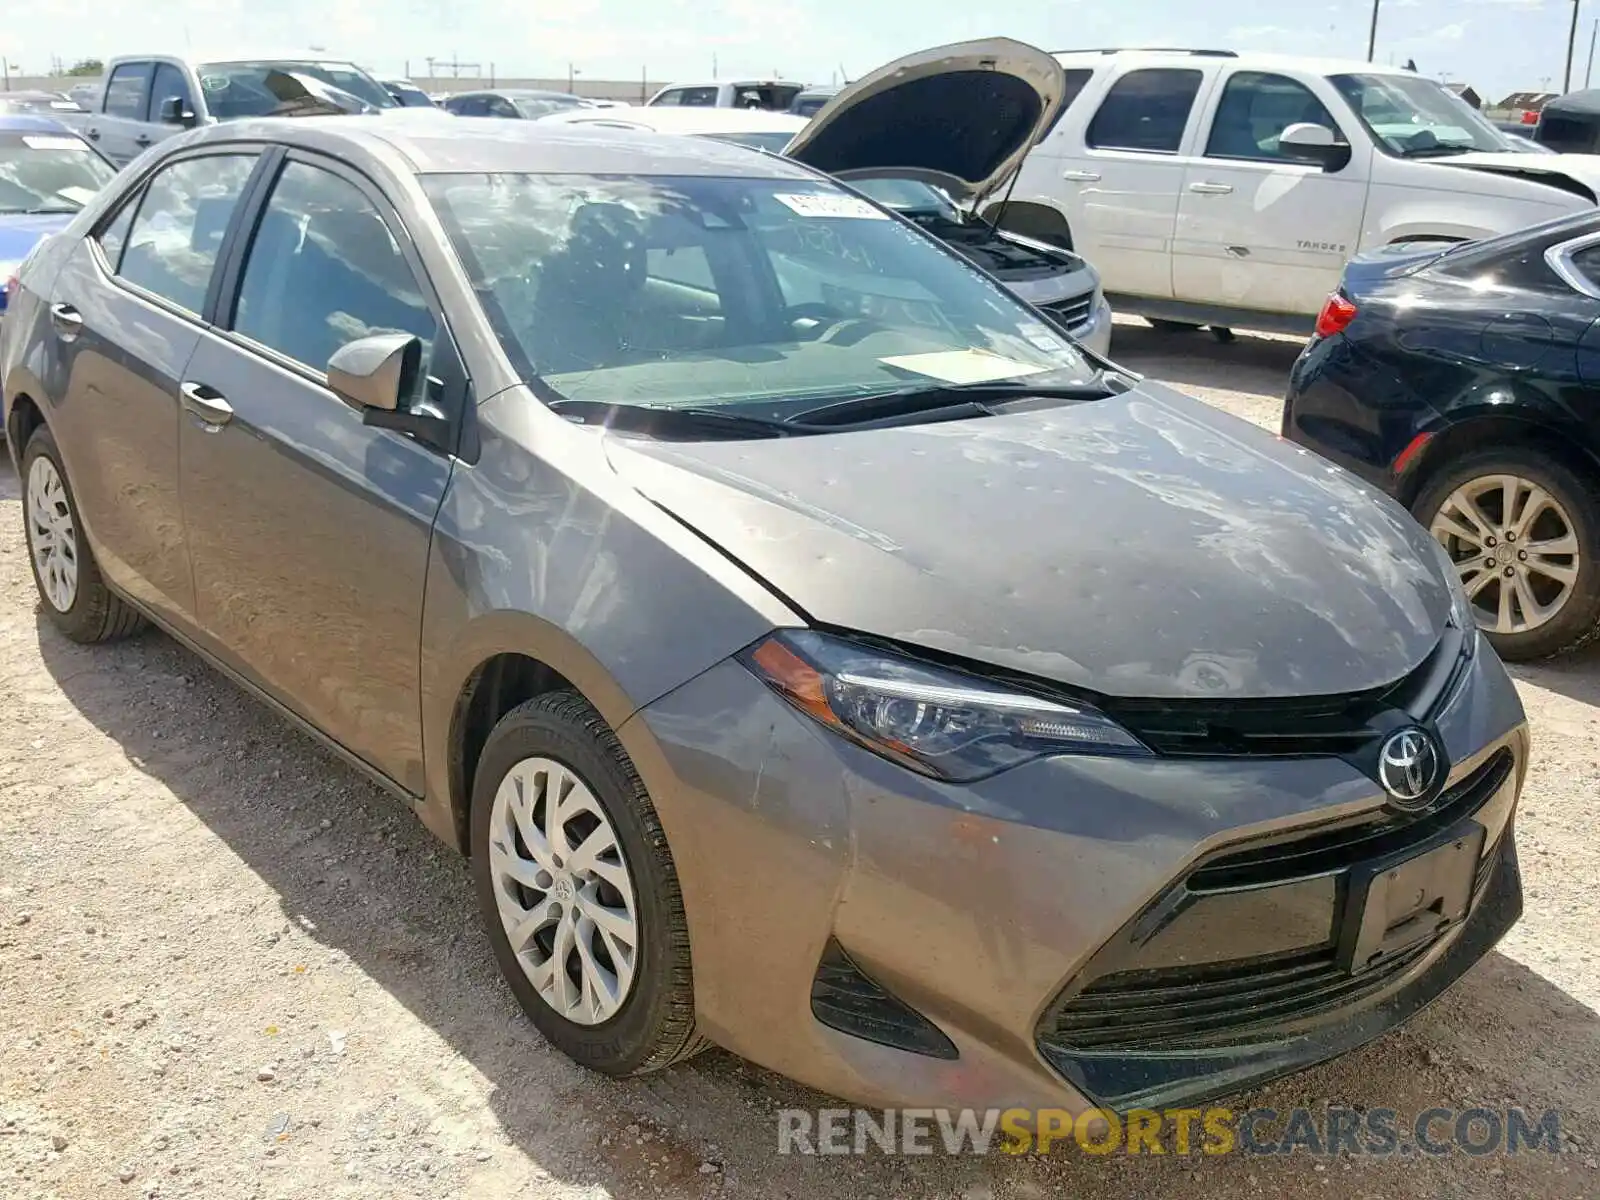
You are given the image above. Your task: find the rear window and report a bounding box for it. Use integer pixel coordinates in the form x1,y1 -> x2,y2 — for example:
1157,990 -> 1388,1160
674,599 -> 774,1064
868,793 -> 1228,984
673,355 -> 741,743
0,132 -> 116,216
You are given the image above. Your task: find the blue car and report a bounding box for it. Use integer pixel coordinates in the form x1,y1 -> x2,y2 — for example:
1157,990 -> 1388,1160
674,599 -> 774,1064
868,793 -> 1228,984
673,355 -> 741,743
0,115 -> 117,325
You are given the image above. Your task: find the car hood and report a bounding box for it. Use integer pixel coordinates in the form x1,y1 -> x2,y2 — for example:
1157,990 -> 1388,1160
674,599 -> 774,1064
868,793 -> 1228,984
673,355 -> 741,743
783,38 -> 1068,209
1435,150 -> 1600,199
605,386 -> 1454,700
0,212 -> 75,266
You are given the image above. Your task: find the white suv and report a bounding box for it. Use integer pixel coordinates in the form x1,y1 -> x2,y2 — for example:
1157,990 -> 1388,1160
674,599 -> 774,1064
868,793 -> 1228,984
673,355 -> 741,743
993,49 -> 1600,335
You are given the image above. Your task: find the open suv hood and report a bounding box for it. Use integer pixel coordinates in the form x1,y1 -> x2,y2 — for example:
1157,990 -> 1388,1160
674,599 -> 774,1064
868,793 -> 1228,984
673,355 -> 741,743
784,38 -> 1068,209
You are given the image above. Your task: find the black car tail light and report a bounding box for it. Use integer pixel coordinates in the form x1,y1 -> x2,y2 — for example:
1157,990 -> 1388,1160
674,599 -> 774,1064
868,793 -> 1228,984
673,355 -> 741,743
1314,292 -> 1358,338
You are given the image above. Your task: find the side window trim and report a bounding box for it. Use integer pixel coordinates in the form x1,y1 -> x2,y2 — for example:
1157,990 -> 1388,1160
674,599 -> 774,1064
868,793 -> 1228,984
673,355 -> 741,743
214,148 -> 469,453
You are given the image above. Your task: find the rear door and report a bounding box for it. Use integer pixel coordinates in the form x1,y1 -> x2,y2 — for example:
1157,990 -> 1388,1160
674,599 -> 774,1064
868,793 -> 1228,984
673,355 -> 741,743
41,149 -> 261,627
90,61 -> 155,165
1052,64 -> 1217,299
1172,69 -> 1370,318
176,152 -> 458,791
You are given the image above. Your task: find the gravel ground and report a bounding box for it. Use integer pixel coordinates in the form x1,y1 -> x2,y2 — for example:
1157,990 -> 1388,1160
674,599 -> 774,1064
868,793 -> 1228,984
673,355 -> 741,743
2,319 -> 1598,1199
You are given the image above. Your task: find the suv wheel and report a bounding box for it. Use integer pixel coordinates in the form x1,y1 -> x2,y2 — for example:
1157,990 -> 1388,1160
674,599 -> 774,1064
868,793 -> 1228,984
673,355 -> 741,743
22,425 -> 145,643
1413,447 -> 1600,660
470,691 -> 706,1075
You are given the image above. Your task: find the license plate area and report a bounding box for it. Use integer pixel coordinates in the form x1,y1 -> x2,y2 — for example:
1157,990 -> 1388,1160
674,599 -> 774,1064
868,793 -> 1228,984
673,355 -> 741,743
1337,824 -> 1486,976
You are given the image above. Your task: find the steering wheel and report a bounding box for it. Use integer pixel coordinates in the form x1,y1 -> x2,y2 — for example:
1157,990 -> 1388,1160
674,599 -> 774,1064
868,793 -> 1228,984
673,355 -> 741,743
785,302 -> 888,342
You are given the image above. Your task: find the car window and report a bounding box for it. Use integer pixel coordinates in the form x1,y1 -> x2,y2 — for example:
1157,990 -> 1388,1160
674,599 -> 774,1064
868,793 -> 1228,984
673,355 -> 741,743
1330,73 -> 1508,157
0,131 -> 117,215
1086,68 -> 1204,153
424,172 -> 1097,416
147,63 -> 195,122
449,95 -> 490,116
678,87 -> 719,108
1058,69 -> 1094,113
652,89 -> 684,107
489,96 -> 520,118
1206,72 -> 1346,162
118,154 -> 257,315
196,60 -> 394,116
232,161 -> 436,389
95,196 -> 139,272
104,62 -> 153,120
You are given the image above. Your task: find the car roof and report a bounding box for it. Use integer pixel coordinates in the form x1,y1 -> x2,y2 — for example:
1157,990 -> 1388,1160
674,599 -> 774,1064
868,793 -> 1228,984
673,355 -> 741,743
115,50 -> 366,67
657,79 -> 804,89
0,114 -> 84,136
1052,48 -> 1418,78
538,107 -> 807,134
179,114 -> 824,178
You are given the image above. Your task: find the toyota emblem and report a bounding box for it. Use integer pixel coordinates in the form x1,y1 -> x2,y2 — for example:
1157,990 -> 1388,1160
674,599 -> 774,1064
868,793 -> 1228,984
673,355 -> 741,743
1377,727 -> 1441,808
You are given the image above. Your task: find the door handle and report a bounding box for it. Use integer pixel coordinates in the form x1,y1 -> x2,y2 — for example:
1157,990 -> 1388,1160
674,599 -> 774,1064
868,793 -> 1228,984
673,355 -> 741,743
179,381 -> 234,427
134,135 -> 152,147
49,303 -> 84,340
1061,169 -> 1102,182
85,128 -> 101,140
1188,181 -> 1234,195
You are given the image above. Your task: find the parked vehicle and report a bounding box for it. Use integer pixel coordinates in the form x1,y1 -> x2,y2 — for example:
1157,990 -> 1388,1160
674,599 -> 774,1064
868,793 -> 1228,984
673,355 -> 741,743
67,83 -> 101,111
61,53 -> 405,165
645,79 -> 804,110
1531,89 -> 1600,154
0,90 -> 84,116
788,85 -> 839,116
998,47 -> 1600,337
1491,121 -> 1553,153
441,89 -> 585,119
2,113 -> 1525,1114
382,78 -> 436,108
0,115 -> 118,346
1285,213 -> 1600,660
542,50 -> 1114,357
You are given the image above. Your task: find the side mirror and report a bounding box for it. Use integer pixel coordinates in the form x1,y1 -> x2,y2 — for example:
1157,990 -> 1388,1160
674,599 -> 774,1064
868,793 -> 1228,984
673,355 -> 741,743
1279,122 -> 1352,171
158,96 -> 197,127
327,332 -> 421,412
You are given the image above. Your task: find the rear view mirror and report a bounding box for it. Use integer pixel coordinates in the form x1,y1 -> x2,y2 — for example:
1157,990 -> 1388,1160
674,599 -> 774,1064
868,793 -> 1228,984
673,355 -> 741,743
158,96 -> 197,127
1280,122 -> 1352,171
327,333 -> 421,412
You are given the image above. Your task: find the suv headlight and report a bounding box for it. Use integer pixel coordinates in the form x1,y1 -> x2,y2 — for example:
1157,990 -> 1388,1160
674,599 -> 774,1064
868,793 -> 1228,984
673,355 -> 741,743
740,630 -> 1148,781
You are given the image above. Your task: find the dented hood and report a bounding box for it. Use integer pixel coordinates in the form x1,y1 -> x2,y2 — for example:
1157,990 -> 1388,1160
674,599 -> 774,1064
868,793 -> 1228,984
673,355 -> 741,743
784,38 -> 1067,208
1435,150 -> 1600,199
606,386 -> 1454,701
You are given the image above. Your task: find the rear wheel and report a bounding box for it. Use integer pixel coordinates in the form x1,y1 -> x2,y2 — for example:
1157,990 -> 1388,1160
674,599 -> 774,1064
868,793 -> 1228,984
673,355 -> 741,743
1412,447 -> 1600,660
21,425 -> 144,644
469,691 -> 706,1075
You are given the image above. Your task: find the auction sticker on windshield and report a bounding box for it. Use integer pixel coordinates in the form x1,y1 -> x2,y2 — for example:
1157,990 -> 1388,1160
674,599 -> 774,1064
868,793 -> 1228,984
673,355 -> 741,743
879,349 -> 1051,385
774,193 -> 889,220
21,136 -> 88,152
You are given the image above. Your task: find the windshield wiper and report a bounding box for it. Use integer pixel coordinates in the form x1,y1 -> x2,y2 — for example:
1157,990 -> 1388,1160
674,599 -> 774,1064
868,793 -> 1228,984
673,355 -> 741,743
546,399 -> 805,439
783,371 -> 1128,428
22,206 -> 78,215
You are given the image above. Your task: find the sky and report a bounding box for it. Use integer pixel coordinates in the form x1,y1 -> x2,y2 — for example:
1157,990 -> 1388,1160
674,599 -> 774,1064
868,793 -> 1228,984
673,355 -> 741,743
0,0 -> 1596,100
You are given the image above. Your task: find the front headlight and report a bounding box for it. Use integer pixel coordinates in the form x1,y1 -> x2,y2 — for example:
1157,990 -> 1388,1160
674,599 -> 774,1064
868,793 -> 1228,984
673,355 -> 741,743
740,630 -> 1149,781
1430,536 -> 1480,647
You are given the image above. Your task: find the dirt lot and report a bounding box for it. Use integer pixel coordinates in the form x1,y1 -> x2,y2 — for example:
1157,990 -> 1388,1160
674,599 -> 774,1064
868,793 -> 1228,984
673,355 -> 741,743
2,322 -> 1599,1200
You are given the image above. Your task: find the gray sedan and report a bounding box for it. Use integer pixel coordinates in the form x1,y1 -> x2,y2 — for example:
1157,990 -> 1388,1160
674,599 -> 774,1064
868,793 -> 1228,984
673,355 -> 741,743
2,115 -> 1527,1115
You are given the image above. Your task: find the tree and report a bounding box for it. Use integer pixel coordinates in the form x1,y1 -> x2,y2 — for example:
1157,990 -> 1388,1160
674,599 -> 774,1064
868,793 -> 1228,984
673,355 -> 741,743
65,58 -> 103,77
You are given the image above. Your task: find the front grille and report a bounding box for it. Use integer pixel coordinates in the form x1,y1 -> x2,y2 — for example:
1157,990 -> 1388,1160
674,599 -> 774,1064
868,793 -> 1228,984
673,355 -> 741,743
1043,294 -> 1094,329
1188,749 -> 1513,891
1043,936 -> 1440,1051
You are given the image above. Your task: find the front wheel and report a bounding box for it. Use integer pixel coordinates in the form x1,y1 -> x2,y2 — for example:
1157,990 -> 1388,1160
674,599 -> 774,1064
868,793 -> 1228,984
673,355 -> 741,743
1412,447 -> 1600,660
469,691 -> 706,1076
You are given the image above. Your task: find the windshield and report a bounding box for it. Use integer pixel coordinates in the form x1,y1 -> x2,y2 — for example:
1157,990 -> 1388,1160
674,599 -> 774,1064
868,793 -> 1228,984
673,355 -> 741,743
848,178 -> 963,222
1330,73 -> 1514,157
424,172 -> 1094,415
512,95 -> 585,119
696,130 -> 797,153
198,60 -> 396,116
0,132 -> 115,214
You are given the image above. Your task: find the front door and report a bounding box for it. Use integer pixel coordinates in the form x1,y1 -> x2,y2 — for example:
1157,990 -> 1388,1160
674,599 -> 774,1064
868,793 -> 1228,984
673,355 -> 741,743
90,61 -> 155,165
43,150 -> 260,626
177,154 -> 453,792
1172,70 -> 1370,319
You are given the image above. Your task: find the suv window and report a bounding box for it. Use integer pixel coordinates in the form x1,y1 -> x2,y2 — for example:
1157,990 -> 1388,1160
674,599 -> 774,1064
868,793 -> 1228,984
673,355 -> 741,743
448,95 -> 490,116
104,62 -> 153,120
488,96 -> 520,118
1206,72 -> 1346,161
118,154 -> 257,315
232,161 -> 436,385
1086,68 -> 1204,153
652,89 -> 684,107
147,62 -> 194,123
678,87 -> 719,108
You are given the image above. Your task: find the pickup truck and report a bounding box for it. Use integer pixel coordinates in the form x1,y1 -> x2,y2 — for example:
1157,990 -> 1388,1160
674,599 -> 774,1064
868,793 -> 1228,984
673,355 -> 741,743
63,53 -> 408,166
986,48 -> 1600,336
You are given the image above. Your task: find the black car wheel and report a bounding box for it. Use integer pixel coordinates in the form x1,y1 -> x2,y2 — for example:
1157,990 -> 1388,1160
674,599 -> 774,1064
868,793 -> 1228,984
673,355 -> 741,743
470,691 -> 707,1075
1413,447 -> 1600,660
21,425 -> 145,644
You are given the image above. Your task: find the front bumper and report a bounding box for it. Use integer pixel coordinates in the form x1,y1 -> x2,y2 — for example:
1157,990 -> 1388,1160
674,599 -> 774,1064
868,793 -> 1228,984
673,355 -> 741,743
617,638 -> 1527,1114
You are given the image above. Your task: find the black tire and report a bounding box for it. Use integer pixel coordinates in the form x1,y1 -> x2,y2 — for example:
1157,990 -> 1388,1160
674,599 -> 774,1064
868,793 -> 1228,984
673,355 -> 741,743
1146,318 -> 1201,332
20,424 -> 145,644
1210,326 -> 1237,343
1411,446 -> 1600,661
469,690 -> 707,1076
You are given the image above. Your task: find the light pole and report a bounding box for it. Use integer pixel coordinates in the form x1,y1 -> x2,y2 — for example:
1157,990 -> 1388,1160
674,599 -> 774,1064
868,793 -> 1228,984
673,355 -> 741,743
1566,0 -> 1583,92
1367,0 -> 1381,61
567,63 -> 580,94
1587,17 -> 1598,88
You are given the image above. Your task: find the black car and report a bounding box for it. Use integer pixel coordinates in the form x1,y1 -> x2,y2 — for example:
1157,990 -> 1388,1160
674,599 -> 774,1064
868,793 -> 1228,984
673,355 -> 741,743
1284,213 -> 1600,660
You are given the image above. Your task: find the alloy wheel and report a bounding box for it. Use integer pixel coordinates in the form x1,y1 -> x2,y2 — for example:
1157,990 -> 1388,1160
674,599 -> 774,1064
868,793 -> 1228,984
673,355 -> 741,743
1430,473 -> 1581,636
488,756 -> 639,1026
26,455 -> 79,613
